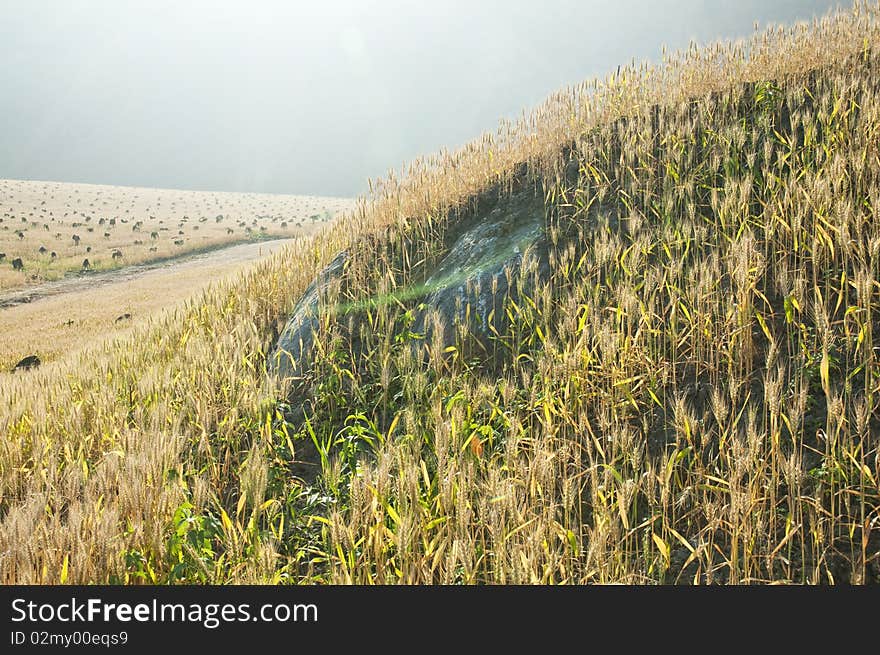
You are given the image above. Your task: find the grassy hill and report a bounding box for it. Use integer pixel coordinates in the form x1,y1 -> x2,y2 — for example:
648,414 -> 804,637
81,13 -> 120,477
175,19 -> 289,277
2,3 -> 879,584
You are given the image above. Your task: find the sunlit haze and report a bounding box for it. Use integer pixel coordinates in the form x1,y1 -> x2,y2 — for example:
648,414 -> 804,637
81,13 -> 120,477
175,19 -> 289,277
1,0 -> 843,196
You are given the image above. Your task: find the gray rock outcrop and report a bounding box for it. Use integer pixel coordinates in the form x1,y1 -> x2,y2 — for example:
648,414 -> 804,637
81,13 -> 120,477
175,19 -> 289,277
411,188 -> 548,354
270,250 -> 348,383
269,187 -> 549,387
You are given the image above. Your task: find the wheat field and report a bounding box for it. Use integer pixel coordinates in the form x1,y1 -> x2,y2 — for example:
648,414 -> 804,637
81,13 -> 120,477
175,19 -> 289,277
1,3 -> 879,584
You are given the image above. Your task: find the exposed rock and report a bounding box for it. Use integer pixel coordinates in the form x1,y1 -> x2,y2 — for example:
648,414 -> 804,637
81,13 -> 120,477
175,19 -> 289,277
270,250 -> 349,382
270,186 -> 550,392
411,188 -> 549,354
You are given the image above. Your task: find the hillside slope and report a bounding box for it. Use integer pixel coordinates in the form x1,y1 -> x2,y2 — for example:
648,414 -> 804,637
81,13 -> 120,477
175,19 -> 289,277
2,3 -> 880,584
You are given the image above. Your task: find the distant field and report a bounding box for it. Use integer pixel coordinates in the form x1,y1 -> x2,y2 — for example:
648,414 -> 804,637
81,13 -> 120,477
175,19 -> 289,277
0,179 -> 353,290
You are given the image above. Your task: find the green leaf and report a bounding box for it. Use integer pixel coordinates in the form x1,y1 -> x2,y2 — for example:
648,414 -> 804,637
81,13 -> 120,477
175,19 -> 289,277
60,554 -> 69,584
652,533 -> 670,566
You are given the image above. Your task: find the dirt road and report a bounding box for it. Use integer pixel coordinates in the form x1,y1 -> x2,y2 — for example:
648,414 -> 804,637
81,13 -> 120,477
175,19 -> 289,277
0,238 -> 295,369
0,238 -> 293,309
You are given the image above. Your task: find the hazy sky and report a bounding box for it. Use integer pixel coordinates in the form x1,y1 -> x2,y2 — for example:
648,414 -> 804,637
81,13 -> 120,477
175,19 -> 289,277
0,1 -> 844,197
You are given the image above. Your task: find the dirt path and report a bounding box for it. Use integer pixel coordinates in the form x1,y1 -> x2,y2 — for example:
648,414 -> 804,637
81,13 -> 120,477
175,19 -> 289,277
0,239 -> 293,309
0,237 -> 297,369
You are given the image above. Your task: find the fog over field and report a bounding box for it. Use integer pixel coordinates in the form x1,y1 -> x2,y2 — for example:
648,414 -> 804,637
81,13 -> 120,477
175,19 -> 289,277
1,0 -> 842,197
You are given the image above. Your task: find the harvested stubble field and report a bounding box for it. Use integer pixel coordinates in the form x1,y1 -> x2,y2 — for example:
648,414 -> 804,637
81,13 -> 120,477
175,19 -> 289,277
1,3 -> 879,585
0,178 -> 351,291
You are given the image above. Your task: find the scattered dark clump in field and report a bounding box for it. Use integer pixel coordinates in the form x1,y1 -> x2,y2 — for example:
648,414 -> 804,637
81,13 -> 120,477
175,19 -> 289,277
12,354 -> 40,372
0,179 -> 352,293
